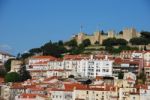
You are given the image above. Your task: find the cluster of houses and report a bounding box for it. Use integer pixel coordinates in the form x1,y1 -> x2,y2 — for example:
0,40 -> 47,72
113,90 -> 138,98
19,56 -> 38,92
1,50 -> 150,100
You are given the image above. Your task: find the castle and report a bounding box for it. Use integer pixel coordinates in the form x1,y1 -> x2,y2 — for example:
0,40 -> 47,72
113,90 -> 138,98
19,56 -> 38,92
72,28 -> 140,45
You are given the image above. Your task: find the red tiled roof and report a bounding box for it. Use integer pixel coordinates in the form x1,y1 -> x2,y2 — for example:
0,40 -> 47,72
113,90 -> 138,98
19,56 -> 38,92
11,83 -> 26,89
51,83 -> 116,92
19,93 -> 37,98
29,70 -> 47,72
135,84 -> 148,89
19,93 -> 48,99
32,56 -> 56,59
44,76 -> 60,81
114,58 -> 122,64
28,87 -> 44,91
0,78 -> 4,83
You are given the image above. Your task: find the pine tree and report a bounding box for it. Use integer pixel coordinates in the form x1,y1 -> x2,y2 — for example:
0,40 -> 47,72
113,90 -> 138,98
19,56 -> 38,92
19,65 -> 31,82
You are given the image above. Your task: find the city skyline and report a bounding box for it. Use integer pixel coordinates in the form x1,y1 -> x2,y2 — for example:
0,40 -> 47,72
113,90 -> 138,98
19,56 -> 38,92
0,0 -> 150,55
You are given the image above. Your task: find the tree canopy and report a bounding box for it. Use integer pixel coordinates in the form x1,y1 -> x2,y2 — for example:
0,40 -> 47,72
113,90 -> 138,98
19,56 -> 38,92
29,48 -> 42,54
118,72 -> 124,79
5,72 -> 20,82
82,39 -> 91,47
65,39 -> 78,48
129,37 -> 149,45
19,65 -> 31,82
4,59 -> 14,72
140,31 -> 150,39
0,69 -> 6,78
102,38 -> 128,46
41,41 -> 67,57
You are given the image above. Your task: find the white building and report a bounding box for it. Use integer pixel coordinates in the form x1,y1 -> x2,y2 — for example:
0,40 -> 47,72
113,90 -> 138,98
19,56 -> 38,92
28,56 -> 56,70
131,51 -> 143,59
0,51 -> 15,63
28,55 -> 113,78
78,55 -> 113,78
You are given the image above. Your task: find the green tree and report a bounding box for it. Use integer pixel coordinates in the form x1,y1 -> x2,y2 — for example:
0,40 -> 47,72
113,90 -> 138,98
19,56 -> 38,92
41,41 -> 67,57
94,41 -> 99,45
58,40 -> 64,46
21,53 -> 33,59
102,38 -> 117,46
144,45 -> 147,50
119,31 -> 123,35
82,39 -> 91,47
82,79 -> 92,88
140,31 -> 150,39
129,37 -> 149,45
29,48 -> 42,54
65,39 -> 77,48
103,38 -> 128,46
0,69 -> 6,78
116,39 -> 128,45
16,53 -> 21,60
19,65 -> 31,82
101,30 -> 104,35
119,45 -> 131,50
5,72 -> 20,82
105,46 -> 114,53
68,75 -> 75,78
137,68 -> 146,84
4,59 -> 14,72
118,72 -> 124,79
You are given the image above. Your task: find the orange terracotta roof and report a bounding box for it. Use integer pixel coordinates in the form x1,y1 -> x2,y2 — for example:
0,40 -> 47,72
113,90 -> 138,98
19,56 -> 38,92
51,83 -> 116,92
28,87 -> 45,91
29,70 -> 47,72
114,58 -> 122,64
19,93 -> 48,99
127,77 -> 134,82
32,56 -> 56,59
33,61 -> 49,65
122,59 -> 140,65
0,78 -> 4,83
19,93 -> 37,98
135,84 -> 148,89
44,76 -> 60,81
95,76 -> 103,80
11,83 -> 26,89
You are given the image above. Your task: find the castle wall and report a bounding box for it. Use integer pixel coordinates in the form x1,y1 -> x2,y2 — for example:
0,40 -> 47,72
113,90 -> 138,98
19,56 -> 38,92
123,28 -> 138,41
84,35 -> 95,44
74,28 -> 140,45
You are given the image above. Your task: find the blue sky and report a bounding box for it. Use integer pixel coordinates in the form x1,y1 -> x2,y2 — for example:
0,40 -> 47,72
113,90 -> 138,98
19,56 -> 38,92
0,0 -> 150,55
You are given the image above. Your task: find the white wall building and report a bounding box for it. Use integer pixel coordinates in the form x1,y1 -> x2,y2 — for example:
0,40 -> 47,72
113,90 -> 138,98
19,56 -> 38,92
78,55 -> 113,78
0,51 -> 15,63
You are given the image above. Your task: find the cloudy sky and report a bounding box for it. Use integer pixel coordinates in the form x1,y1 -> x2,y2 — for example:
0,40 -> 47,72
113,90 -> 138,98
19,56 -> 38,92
0,0 -> 150,55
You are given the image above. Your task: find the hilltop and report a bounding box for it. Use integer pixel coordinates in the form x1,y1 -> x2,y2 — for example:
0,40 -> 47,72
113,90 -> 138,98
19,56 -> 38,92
18,28 -> 150,59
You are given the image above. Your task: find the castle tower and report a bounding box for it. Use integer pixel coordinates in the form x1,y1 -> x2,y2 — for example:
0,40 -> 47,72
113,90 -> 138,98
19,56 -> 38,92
94,31 -> 101,44
123,28 -> 138,41
108,30 -> 116,38
77,32 -> 85,45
